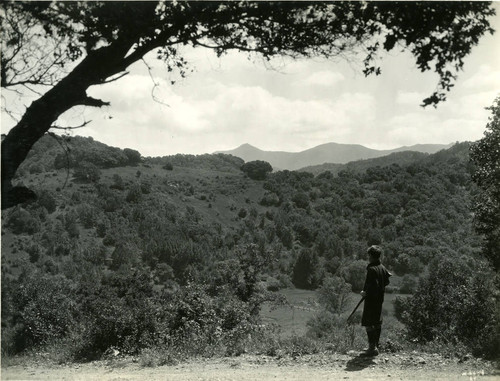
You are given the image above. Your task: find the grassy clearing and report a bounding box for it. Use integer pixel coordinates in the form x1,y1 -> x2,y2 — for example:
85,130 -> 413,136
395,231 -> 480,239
261,288 -> 407,345
261,289 -> 319,337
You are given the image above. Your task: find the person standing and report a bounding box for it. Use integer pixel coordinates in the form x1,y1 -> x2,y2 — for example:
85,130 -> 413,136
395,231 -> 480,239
360,245 -> 392,356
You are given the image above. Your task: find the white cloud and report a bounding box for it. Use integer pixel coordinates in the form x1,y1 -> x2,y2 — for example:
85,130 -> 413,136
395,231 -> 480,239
384,109 -> 486,149
7,20 -> 493,158
396,91 -> 426,105
297,71 -> 345,87
463,65 -> 500,91
70,71 -> 378,155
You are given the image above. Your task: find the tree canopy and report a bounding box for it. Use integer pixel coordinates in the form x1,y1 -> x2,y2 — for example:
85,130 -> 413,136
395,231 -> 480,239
1,1 -> 495,208
470,95 -> 500,271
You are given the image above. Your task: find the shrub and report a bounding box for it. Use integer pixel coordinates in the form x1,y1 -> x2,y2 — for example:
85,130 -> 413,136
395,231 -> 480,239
317,276 -> 352,314
110,243 -> 141,270
292,249 -> 321,290
399,274 -> 418,294
102,194 -> 123,212
156,263 -> 175,283
126,184 -> 142,203
29,162 -> 45,174
398,257 -> 499,359
293,222 -> 316,247
37,190 -> 57,213
96,221 -> 107,238
340,260 -> 367,292
6,208 -> 41,235
82,244 -> 107,266
73,161 -> 101,183
141,181 -> 152,194
292,192 -> 310,209
63,211 -> 80,238
260,192 -> 280,206
26,244 -> 42,263
4,273 -> 76,353
71,269 -> 157,360
77,203 -> 99,229
110,174 -> 125,190
123,148 -> 141,166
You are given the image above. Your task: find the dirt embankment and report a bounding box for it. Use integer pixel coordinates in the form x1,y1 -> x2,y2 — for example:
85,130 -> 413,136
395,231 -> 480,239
2,351 -> 498,381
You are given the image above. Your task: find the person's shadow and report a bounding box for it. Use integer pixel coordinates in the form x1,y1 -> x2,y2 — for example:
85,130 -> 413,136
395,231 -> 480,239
345,354 -> 377,372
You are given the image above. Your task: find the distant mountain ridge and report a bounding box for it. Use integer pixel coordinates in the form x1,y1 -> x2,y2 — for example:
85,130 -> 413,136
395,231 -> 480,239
216,142 -> 453,171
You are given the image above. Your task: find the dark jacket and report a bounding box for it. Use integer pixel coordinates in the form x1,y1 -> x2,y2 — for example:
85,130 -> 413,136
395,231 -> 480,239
361,259 -> 391,327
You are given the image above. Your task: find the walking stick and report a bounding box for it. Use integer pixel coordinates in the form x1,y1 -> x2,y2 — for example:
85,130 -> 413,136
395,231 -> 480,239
347,296 -> 365,324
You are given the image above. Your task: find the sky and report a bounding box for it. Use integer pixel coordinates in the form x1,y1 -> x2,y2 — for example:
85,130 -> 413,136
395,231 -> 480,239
2,4 -> 500,157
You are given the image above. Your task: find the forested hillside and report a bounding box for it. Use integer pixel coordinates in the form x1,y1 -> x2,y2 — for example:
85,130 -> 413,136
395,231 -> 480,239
1,136 -> 494,361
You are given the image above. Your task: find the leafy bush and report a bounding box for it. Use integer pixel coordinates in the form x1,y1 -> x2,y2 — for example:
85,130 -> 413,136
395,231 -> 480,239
399,274 -> 418,294
293,222 -> 316,247
470,96 -> 500,271
77,203 -> 99,229
110,174 -> 125,190
81,244 -> 107,266
63,210 -> 80,238
123,148 -> 141,166
292,249 -> 321,289
6,208 -> 41,235
238,208 -> 247,218
307,312 -> 364,353
397,257 -> 499,358
340,260 -> 367,292
141,181 -> 152,194
73,161 -> 101,183
126,184 -> 143,203
317,276 -> 352,314
260,191 -> 281,206
110,242 -> 141,270
3,273 -> 76,353
70,269 -> 157,360
37,190 -> 57,213
29,162 -> 45,174
26,244 -> 42,263
292,192 -> 310,209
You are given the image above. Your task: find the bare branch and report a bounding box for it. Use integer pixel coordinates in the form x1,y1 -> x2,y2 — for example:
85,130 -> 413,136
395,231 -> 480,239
21,83 -> 44,96
1,94 -> 21,123
141,58 -> 170,108
51,120 -> 92,130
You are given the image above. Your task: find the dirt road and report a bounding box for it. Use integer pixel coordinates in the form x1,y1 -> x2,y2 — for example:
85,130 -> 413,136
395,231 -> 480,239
2,352 -> 498,380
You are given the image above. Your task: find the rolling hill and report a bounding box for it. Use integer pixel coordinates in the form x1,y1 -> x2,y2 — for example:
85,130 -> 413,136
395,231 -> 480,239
216,142 -> 452,170
2,136 -> 488,362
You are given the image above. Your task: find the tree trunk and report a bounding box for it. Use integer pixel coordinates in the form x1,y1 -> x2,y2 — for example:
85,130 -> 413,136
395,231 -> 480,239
1,41 -> 133,209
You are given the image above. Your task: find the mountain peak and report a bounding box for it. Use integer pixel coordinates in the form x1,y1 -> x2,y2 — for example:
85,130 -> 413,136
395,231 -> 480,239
237,143 -> 258,150
216,142 -> 452,171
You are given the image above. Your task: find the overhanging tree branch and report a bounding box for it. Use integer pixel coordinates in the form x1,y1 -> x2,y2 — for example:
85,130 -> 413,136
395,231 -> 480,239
101,71 -> 129,84
1,1 -> 495,209
77,96 -> 110,108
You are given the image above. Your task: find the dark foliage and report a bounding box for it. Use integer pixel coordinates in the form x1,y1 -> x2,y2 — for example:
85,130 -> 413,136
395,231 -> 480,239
1,2 -> 495,210
240,160 -> 273,181
396,257 -> 498,359
293,249 -> 321,290
470,96 -> 500,271
5,207 -> 40,235
73,161 -> 101,183
0,141 -> 490,360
